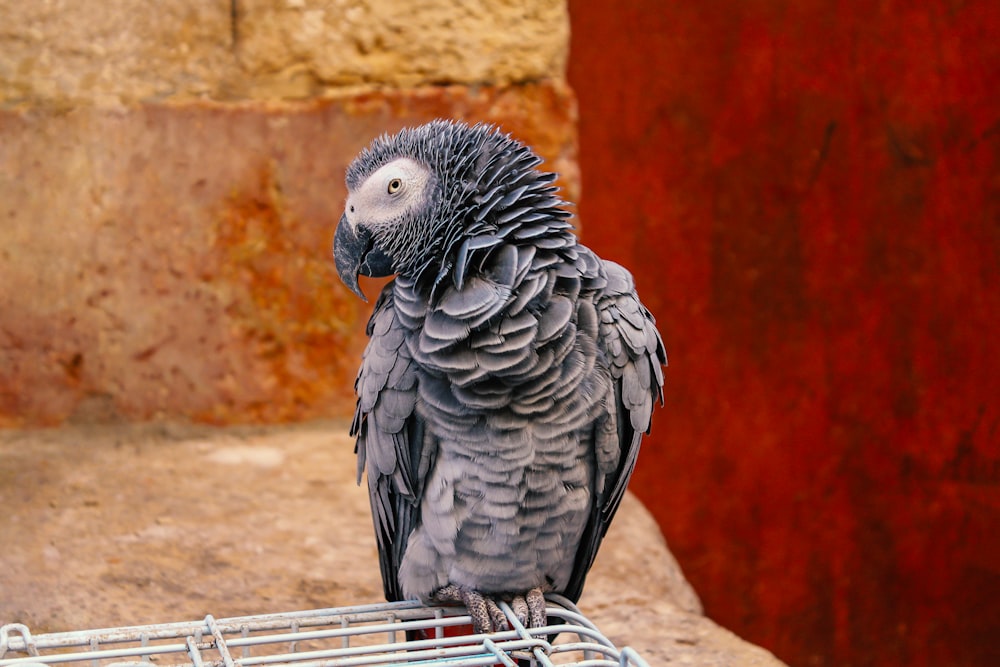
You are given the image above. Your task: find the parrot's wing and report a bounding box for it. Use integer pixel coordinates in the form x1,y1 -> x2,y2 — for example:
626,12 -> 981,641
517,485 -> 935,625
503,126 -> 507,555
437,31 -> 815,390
351,285 -> 432,602
565,260 -> 666,601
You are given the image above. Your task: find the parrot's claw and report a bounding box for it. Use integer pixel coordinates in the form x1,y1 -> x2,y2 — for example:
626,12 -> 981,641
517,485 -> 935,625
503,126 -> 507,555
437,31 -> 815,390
509,588 -> 546,628
432,585 -> 548,634
510,594 -> 529,627
526,587 -> 547,628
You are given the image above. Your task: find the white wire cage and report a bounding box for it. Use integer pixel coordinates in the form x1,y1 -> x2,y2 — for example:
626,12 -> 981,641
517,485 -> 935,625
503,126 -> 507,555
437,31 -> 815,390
0,595 -> 649,667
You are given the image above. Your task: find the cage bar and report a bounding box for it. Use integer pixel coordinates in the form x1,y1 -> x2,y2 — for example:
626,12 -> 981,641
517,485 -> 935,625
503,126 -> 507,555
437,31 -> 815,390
1,596 -> 649,667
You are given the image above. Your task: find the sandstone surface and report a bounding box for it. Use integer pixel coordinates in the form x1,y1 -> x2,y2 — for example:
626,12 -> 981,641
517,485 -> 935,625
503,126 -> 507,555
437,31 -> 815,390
0,0 -> 568,106
0,422 -> 787,666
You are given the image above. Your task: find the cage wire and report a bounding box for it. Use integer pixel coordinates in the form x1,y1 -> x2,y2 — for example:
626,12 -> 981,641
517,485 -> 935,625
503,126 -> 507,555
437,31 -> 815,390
0,595 -> 650,667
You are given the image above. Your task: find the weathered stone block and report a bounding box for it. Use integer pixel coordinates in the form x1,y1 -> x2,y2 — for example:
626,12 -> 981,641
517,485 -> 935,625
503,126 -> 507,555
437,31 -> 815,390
0,83 -> 578,426
0,0 -> 568,105
236,0 -> 569,92
0,0 -> 237,105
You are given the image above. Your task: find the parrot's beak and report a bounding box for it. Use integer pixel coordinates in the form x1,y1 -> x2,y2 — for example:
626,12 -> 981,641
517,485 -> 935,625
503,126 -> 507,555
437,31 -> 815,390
333,213 -> 393,302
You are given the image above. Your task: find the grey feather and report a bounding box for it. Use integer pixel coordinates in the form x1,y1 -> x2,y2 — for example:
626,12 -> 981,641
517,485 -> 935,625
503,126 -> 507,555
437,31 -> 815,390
339,120 -> 666,605
536,296 -> 574,343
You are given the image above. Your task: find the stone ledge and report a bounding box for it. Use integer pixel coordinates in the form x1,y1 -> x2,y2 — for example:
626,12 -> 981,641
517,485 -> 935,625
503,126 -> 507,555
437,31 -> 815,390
0,82 -> 578,427
0,422 -> 786,666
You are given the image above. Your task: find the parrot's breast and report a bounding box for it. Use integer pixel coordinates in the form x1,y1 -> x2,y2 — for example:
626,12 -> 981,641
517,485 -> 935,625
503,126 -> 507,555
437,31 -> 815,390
389,246 -> 613,598
398,424 -> 595,598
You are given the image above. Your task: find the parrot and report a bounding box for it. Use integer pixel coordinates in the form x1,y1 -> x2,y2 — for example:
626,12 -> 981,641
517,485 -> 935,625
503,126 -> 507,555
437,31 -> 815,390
333,120 -> 666,634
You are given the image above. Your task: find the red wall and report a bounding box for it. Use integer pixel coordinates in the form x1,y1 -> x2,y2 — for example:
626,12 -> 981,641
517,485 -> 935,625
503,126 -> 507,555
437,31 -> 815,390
568,2 -> 999,665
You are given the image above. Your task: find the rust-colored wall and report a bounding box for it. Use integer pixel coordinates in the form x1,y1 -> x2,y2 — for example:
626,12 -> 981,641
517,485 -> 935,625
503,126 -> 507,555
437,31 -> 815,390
0,86 -> 577,426
568,2 -> 998,665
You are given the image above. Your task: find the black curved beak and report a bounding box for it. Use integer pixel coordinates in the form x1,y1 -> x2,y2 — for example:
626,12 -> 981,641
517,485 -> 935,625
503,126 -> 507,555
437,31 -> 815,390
333,214 -> 393,302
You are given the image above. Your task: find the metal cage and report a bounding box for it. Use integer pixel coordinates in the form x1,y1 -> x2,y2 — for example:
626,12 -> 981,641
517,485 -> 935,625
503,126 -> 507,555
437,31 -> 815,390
0,595 -> 649,667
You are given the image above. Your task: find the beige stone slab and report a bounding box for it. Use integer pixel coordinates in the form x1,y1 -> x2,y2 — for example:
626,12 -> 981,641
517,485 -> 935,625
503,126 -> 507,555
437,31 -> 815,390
0,84 -> 578,426
0,0 -> 238,106
0,422 -> 785,666
236,0 -> 569,93
0,1 -> 568,106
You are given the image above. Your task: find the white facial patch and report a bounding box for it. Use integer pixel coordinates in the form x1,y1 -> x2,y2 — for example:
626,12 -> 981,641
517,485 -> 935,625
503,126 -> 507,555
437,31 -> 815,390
345,157 -> 433,231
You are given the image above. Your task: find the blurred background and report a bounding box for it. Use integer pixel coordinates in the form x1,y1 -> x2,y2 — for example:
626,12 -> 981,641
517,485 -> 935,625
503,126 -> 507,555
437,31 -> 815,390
1,2 -> 997,666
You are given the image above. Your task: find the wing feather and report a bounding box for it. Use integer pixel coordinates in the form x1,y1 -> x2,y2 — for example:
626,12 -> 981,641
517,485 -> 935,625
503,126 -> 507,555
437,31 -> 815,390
351,284 -> 430,602
564,258 -> 666,602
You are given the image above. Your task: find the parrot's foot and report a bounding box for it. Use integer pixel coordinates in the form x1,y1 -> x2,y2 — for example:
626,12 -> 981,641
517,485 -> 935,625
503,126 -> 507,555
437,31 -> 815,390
432,585 -> 547,634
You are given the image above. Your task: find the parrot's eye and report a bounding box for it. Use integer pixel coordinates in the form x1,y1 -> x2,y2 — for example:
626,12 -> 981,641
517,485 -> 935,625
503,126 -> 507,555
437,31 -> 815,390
387,178 -> 403,194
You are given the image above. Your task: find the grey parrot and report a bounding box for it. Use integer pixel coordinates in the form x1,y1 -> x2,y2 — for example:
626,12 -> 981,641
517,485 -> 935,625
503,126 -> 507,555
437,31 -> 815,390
333,120 -> 666,633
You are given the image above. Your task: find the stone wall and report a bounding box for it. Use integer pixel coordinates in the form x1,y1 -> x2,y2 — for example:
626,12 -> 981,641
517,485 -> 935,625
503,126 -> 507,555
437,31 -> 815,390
1,0 -> 568,103
0,1 -> 577,426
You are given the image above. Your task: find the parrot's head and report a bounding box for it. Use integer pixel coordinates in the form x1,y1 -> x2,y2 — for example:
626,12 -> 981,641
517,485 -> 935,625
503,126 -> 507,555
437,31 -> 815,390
333,120 -> 571,301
